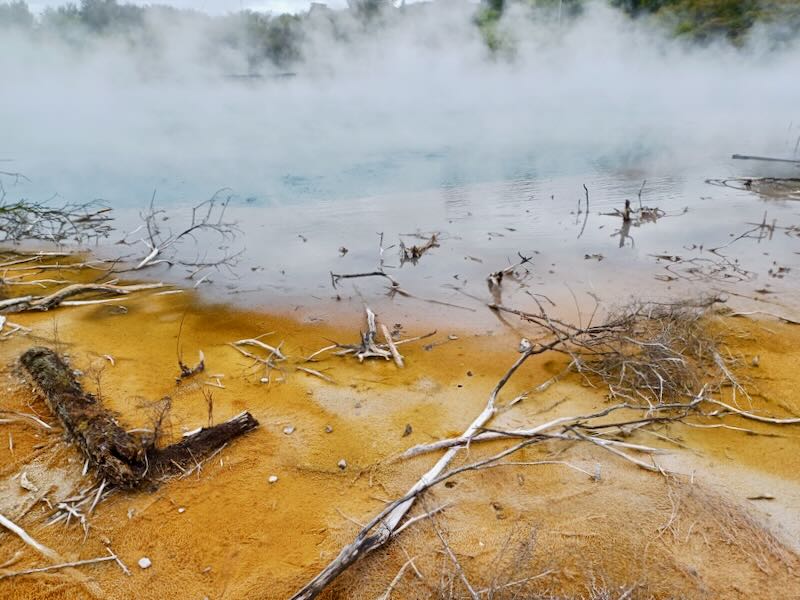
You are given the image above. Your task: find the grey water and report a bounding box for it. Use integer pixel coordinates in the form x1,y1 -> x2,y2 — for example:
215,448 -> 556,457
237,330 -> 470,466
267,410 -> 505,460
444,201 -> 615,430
6,150 -> 799,328
3,2 -> 800,323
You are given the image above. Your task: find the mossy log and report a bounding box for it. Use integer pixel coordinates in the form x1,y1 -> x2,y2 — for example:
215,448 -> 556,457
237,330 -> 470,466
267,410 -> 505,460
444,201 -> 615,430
20,347 -> 258,488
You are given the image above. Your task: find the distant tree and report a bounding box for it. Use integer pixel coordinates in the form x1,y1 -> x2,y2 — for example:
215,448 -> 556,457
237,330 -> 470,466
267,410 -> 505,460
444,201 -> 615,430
236,10 -> 303,70
0,0 -> 34,29
609,0 -> 672,17
609,0 -> 800,42
40,3 -> 82,32
347,0 -> 393,20
528,0 -> 585,18
77,0 -> 143,32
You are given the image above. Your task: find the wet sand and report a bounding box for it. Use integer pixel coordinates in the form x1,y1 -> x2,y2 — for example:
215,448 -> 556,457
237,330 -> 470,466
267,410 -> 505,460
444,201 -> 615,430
1,270 -> 800,599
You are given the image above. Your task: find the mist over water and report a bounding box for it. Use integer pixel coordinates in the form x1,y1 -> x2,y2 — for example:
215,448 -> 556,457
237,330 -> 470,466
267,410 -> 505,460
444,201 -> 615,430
2,1 -> 799,322
2,2 -> 799,206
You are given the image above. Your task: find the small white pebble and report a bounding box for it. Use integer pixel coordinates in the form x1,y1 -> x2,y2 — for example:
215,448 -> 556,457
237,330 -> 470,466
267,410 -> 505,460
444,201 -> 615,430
337,459 -> 347,470
283,426 -> 295,435
260,377 -> 269,384
178,507 -> 186,514
324,425 -> 333,433
268,475 -> 278,484
138,557 -> 151,569
448,334 -> 458,341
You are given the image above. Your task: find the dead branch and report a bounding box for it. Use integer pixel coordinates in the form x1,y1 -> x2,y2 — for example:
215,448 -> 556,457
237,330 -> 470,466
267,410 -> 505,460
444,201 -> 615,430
0,195 -> 112,245
400,233 -> 439,265
231,336 -> 287,361
0,282 -> 167,313
178,350 -> 205,381
20,347 -> 258,488
426,503 -> 479,600
330,270 -> 400,289
706,398 -> 800,425
289,341 -> 551,600
0,555 -> 116,580
230,335 -> 286,383
577,184 -> 590,239
0,512 -> 60,561
291,297 -> 798,598
399,403 -> 632,460
381,324 -> 404,368
296,366 -> 335,383
306,307 -> 433,365
487,253 -> 534,303
123,190 -> 241,272
376,556 -> 418,600
290,432 -> 550,600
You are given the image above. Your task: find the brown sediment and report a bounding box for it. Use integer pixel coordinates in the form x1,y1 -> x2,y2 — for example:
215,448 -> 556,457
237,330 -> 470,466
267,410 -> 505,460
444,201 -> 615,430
0,264 -> 799,599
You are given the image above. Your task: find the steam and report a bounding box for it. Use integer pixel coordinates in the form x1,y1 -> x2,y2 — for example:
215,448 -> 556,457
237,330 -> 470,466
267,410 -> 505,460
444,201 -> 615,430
1,1 -> 798,206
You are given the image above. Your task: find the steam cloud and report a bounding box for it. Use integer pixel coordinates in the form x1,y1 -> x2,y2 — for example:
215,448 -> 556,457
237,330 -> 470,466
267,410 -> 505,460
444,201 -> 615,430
1,1 -> 798,206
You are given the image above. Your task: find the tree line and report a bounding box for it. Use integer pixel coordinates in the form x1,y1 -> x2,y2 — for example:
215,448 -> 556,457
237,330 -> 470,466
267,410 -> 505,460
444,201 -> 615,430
1,0 -> 798,71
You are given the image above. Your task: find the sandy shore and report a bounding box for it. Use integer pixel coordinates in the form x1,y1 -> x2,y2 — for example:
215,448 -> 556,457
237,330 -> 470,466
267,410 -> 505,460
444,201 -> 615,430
1,262 -> 800,599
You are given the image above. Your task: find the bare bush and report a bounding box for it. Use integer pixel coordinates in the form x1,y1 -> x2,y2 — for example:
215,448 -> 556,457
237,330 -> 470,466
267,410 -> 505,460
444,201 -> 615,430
122,189 -> 242,275
0,176 -> 112,244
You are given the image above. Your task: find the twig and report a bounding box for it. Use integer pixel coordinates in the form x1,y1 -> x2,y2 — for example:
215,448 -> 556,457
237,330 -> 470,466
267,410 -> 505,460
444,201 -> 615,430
296,366 -> 335,384
0,512 -> 60,561
381,324 -> 404,368
376,556 -> 417,600
428,508 -> 479,600
706,399 -> 800,424
0,282 -> 166,313
0,556 -> 116,580
289,344 -> 544,600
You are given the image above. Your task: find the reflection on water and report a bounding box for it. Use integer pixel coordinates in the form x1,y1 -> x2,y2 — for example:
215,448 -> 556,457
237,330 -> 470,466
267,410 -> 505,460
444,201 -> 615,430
4,158 -> 800,326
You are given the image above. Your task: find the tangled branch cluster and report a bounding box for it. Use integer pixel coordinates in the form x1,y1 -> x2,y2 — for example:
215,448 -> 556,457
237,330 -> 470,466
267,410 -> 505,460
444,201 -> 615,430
493,296 -> 729,408
126,189 -> 242,274
0,184 -> 112,244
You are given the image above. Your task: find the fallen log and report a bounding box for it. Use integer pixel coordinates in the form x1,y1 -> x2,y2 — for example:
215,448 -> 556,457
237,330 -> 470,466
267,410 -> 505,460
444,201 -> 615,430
20,347 -> 258,488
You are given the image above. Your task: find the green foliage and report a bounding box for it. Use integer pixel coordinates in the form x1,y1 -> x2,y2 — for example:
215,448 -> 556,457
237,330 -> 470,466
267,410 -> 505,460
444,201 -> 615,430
77,0 -> 143,32
474,6 -> 502,52
239,10 -> 304,69
525,0 -> 585,19
0,0 -> 798,66
657,0 -> 761,41
0,0 -> 33,29
609,0 -> 672,17
612,0 -> 800,42
347,0 -> 393,21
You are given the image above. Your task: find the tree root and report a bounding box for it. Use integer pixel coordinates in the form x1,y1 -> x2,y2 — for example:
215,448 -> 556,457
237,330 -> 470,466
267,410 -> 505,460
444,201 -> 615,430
20,347 -> 258,488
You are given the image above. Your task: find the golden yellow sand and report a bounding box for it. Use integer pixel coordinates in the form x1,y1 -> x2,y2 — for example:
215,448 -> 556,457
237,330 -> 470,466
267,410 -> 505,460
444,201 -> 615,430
1,281 -> 799,599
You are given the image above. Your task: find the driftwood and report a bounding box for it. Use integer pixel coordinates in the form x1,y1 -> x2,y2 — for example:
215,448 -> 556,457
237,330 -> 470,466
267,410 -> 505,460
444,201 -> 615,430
289,343 -> 550,600
305,306 -> 434,364
290,298 -> 800,598
399,233 -> 439,264
0,283 -> 166,314
20,347 -> 258,488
